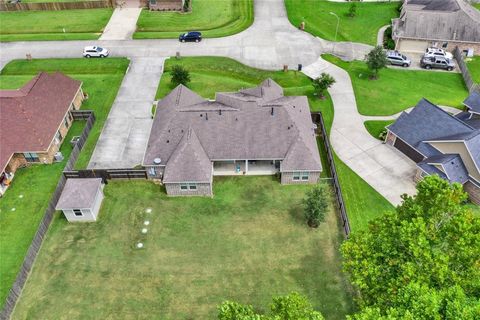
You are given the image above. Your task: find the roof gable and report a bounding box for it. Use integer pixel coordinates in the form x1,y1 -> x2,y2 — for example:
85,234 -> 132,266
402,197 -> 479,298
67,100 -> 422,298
464,91 -> 480,114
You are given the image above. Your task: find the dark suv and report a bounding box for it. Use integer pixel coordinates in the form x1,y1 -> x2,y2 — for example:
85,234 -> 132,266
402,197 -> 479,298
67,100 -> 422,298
179,31 -> 202,43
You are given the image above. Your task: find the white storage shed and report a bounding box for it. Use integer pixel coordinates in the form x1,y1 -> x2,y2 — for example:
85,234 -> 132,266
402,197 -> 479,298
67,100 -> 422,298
56,178 -> 104,222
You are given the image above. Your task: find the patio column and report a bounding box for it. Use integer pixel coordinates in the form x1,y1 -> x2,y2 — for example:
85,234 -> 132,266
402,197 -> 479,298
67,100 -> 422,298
245,160 -> 248,173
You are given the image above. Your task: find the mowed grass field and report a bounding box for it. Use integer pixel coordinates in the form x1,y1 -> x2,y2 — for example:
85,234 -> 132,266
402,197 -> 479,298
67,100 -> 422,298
323,55 -> 469,116
157,57 -> 394,231
0,59 -> 127,305
135,0 -> 253,39
466,56 -> 480,83
12,178 -> 356,319
364,120 -> 394,140
0,9 -> 112,42
285,0 -> 399,45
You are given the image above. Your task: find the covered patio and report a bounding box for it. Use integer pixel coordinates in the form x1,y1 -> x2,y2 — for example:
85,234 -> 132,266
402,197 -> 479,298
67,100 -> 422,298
213,160 -> 280,176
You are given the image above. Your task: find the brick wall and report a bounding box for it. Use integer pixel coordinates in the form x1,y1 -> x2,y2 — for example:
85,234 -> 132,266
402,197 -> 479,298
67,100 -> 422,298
281,171 -> 320,185
5,154 -> 28,173
72,88 -> 84,109
149,0 -> 183,11
165,182 -> 212,196
385,130 -> 396,146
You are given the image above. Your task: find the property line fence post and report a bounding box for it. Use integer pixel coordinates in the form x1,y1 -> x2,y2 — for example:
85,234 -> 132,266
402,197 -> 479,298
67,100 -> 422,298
311,112 -> 351,237
0,112 -> 95,320
454,46 -> 480,94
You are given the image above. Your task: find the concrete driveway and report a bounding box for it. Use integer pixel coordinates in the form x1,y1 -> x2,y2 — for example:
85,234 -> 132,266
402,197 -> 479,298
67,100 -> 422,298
87,57 -> 166,169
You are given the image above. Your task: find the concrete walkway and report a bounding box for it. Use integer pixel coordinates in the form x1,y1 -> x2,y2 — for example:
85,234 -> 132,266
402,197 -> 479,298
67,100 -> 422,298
99,8 -> 142,40
303,57 -> 417,205
88,57 -> 166,169
377,25 -> 389,46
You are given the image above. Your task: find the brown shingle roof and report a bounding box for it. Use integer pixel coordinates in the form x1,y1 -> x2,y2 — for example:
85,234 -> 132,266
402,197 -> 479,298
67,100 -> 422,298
143,79 -> 322,180
0,72 -> 82,173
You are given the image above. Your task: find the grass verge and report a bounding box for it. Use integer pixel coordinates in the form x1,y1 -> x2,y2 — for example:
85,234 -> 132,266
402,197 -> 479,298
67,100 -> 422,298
0,9 -> 112,42
323,54 -> 469,116
12,178 -> 356,319
284,0 -> 399,45
134,0 -> 253,39
0,58 -> 127,305
364,120 -> 394,140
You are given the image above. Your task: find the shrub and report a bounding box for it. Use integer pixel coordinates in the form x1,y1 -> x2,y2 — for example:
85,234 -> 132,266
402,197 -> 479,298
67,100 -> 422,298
170,65 -> 191,87
304,183 -> 329,228
312,73 -> 336,99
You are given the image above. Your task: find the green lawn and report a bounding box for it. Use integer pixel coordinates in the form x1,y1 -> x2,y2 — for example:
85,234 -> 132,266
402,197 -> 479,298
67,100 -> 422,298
284,0 -> 399,45
323,54 -> 469,116
364,120 -> 394,140
134,0 -> 253,39
0,59 -> 127,305
466,56 -> 480,84
474,3 -> 480,10
0,9 -> 112,42
12,178 -> 356,319
157,57 -> 394,230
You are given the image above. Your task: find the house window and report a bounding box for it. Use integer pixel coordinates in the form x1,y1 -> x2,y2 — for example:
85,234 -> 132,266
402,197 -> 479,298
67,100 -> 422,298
55,131 -> 63,144
301,172 -> 309,180
293,172 -> 309,181
180,183 -> 197,191
293,173 -> 300,180
64,115 -> 69,128
73,209 -> 83,217
23,152 -> 39,162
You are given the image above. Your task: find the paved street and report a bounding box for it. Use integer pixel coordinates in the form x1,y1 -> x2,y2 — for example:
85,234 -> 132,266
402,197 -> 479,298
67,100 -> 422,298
0,0 -> 416,204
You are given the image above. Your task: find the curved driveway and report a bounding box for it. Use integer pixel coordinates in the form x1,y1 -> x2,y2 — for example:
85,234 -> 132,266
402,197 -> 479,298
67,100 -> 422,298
0,0 -> 415,204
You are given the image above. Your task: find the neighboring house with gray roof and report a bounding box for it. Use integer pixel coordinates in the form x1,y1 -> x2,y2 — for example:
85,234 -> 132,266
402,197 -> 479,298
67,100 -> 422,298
386,98 -> 480,204
143,79 -> 322,196
392,0 -> 480,53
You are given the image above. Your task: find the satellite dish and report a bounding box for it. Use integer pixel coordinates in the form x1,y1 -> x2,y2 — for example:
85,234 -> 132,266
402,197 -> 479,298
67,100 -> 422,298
153,158 -> 161,164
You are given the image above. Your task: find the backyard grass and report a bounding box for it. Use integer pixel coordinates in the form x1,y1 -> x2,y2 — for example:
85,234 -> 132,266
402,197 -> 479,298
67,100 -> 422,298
0,59 -> 127,306
134,0 -> 253,39
12,178 -> 356,319
466,56 -> 480,84
284,0 -> 399,45
323,54 -> 469,116
364,120 -> 394,140
0,9 -> 112,42
157,57 -> 394,230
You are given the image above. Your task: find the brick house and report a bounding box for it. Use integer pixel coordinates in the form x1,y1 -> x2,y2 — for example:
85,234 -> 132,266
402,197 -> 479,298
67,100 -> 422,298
143,79 -> 322,196
0,72 -> 84,195
392,0 -> 480,53
385,95 -> 480,204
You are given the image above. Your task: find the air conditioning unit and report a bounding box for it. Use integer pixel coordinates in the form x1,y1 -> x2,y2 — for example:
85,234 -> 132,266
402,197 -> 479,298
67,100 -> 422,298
54,152 -> 64,162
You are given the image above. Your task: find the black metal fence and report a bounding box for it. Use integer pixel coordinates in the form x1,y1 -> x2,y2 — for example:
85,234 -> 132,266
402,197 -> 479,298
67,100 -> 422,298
63,169 -> 147,181
0,111 -> 95,320
311,112 -> 351,237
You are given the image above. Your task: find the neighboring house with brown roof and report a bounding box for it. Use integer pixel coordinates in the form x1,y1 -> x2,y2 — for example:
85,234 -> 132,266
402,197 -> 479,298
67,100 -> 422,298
0,72 -> 84,195
143,79 -> 322,196
392,0 -> 480,52
385,97 -> 480,204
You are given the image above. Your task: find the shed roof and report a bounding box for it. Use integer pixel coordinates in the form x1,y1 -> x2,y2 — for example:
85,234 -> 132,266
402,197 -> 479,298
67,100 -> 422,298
56,178 -> 102,210
0,72 -> 82,173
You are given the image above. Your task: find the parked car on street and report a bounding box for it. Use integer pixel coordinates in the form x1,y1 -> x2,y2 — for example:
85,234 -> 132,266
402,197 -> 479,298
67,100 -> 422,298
420,56 -> 455,71
424,47 -> 453,60
179,31 -> 202,43
386,50 -> 411,67
83,46 -> 109,58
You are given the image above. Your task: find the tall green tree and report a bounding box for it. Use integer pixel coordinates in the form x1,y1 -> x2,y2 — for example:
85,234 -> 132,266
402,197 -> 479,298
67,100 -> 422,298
342,175 -> 480,319
365,45 -> 388,79
304,183 -> 329,228
170,64 -> 191,87
348,2 -> 357,18
218,292 -> 324,320
312,73 -> 336,99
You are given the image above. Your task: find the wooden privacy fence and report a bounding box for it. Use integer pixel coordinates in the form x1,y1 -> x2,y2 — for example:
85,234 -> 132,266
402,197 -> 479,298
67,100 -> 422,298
63,168 -> 147,181
0,0 -> 113,11
311,112 -> 351,237
454,46 -> 480,94
0,111 -> 95,320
